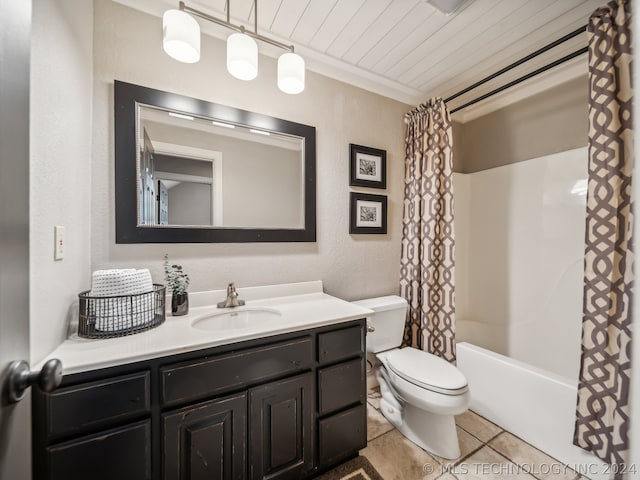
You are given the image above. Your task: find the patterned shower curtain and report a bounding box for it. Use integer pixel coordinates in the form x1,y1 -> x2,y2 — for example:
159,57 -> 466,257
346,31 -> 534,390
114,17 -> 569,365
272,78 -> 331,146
574,0 -> 633,473
399,98 -> 456,363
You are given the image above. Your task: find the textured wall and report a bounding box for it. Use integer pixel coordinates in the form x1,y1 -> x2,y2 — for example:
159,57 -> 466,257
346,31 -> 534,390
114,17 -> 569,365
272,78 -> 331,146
91,0 -> 410,300
30,0 -> 93,363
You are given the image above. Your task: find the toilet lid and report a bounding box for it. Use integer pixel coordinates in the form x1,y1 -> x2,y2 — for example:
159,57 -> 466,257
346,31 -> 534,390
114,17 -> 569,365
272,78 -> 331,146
385,348 -> 468,393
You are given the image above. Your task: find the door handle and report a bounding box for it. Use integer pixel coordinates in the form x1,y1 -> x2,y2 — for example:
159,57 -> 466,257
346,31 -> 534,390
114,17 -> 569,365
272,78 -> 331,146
5,358 -> 63,403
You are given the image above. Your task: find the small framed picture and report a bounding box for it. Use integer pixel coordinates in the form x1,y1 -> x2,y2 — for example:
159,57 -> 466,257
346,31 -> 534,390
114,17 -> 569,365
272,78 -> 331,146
349,144 -> 386,189
350,192 -> 387,234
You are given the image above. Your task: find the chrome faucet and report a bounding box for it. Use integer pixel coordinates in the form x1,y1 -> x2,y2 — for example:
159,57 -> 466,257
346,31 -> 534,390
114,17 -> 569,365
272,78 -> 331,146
217,282 -> 245,308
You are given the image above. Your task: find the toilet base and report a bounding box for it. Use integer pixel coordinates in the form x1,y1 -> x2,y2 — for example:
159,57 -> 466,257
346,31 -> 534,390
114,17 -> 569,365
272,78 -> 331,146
377,369 -> 463,460
397,403 -> 461,459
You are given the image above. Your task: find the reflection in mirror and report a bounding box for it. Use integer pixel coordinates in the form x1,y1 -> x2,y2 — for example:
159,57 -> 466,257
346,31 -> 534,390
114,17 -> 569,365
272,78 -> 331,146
138,105 -> 304,229
114,81 -> 316,243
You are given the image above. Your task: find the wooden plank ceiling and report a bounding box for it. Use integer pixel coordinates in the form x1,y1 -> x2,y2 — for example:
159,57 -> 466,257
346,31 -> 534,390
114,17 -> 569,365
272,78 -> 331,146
116,0 -> 604,106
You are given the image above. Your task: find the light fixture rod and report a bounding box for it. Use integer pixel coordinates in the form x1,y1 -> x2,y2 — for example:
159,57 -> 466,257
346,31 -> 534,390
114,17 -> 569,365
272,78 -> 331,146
254,0 -> 258,40
179,1 -> 294,53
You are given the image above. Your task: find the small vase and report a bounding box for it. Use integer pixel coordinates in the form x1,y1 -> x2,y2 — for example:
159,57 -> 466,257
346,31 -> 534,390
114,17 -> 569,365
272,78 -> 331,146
172,292 -> 189,316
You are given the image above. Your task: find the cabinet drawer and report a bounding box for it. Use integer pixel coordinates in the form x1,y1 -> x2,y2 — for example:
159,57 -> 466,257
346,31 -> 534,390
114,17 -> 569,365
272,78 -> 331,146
161,337 -> 313,406
318,358 -> 364,415
318,404 -> 366,468
46,420 -> 151,480
318,324 -> 363,364
46,371 -> 150,439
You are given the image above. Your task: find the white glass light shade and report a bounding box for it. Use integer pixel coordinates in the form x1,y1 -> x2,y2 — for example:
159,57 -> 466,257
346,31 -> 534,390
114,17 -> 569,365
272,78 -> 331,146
227,33 -> 258,81
277,52 -> 305,94
163,9 -> 200,63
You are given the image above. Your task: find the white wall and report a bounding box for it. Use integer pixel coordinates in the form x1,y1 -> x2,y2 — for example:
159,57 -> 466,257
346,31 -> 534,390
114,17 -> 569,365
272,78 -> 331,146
91,0 -> 409,300
30,0 -> 93,363
454,147 -> 587,381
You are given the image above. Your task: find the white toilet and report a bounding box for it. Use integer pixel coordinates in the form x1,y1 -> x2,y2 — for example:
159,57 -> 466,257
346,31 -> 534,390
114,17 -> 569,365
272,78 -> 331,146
353,295 -> 470,459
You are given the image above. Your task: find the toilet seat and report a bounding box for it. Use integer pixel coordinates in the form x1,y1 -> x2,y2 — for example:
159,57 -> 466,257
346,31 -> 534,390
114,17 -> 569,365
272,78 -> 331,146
384,347 -> 468,396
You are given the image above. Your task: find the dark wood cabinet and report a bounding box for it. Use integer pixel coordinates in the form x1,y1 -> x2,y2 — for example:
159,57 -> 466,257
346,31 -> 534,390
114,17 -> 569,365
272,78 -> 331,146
249,373 -> 314,480
163,393 -> 246,480
160,337 -> 313,407
318,405 -> 366,467
316,324 -> 367,469
33,319 -> 366,480
318,358 -> 364,415
45,371 -> 150,441
46,420 -> 151,480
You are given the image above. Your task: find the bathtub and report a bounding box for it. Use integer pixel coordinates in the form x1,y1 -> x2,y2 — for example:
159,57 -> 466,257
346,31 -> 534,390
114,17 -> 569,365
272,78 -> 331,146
456,342 -> 610,480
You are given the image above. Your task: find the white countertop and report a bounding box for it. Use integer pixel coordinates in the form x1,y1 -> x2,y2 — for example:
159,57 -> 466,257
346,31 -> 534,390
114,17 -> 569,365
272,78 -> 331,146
38,281 -> 373,375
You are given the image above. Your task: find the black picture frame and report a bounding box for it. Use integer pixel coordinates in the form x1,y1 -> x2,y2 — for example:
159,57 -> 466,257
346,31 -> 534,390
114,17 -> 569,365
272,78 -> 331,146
349,143 -> 386,189
349,192 -> 387,234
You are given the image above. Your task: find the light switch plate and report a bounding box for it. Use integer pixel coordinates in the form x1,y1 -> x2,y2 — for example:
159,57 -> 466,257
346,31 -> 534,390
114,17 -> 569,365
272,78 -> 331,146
54,226 -> 65,260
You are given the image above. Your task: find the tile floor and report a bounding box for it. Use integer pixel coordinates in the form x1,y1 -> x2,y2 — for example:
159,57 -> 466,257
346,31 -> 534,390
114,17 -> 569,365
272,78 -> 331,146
362,389 -> 584,480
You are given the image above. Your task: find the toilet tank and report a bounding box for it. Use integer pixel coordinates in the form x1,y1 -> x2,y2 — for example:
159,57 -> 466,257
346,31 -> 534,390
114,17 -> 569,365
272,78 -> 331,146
351,295 -> 408,353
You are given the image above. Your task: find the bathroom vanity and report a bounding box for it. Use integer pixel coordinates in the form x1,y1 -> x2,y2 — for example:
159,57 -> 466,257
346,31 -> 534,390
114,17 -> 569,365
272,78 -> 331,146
31,282 -> 370,480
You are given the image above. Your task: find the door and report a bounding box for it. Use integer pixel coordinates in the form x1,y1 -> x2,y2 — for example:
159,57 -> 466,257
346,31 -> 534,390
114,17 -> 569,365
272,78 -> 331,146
163,393 -> 247,480
249,373 -> 314,480
140,129 -> 156,225
157,180 -> 169,225
0,1 -> 33,479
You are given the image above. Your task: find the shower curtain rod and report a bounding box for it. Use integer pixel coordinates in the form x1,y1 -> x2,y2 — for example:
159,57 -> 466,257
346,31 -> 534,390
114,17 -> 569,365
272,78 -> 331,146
445,24 -> 587,114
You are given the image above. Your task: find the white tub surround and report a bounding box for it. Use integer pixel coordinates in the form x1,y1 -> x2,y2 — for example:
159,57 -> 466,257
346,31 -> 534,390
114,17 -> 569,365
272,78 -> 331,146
453,147 -> 588,380
37,281 -> 372,375
457,342 -> 609,480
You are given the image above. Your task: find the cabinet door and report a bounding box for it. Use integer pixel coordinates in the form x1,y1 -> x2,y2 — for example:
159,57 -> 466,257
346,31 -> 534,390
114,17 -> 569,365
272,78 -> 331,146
249,373 -> 314,480
163,393 -> 246,480
46,420 -> 150,480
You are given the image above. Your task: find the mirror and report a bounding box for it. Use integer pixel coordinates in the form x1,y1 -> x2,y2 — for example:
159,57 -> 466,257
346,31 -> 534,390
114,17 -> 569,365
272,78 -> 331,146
114,81 -> 316,243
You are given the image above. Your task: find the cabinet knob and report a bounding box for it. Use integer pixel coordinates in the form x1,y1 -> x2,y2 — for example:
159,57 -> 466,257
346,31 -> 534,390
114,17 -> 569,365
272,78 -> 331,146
5,358 -> 63,403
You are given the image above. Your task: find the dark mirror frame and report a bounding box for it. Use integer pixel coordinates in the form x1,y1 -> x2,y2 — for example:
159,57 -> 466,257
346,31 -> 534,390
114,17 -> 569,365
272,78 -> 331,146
114,80 -> 316,243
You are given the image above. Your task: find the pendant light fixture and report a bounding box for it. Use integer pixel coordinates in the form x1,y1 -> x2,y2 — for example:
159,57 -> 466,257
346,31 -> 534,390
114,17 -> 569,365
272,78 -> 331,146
163,1 -> 305,94
227,30 -> 258,81
278,51 -> 305,94
162,8 -> 200,63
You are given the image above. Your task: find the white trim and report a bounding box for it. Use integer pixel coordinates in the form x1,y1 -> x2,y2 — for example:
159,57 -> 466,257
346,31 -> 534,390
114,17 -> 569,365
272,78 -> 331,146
151,141 -> 220,161
155,171 -> 211,184
154,149 -> 223,226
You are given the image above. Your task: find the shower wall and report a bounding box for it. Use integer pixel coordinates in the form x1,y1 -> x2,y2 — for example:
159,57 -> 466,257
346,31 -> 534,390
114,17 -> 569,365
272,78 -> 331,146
453,147 -> 587,381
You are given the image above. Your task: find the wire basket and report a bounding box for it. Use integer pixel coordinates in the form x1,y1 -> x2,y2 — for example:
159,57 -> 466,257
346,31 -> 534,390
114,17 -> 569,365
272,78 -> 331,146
78,284 -> 166,339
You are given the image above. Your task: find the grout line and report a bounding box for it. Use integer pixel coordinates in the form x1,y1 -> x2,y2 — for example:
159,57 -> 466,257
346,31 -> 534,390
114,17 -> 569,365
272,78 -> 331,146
485,432 -> 583,480
455,423 -> 504,445
484,444 -> 541,479
483,429 -> 505,445
366,418 -> 394,440
366,427 -> 395,444
453,442 -> 485,466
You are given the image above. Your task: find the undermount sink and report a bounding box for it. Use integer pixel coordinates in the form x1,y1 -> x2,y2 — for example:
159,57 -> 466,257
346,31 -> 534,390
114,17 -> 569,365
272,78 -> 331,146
191,307 -> 282,332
